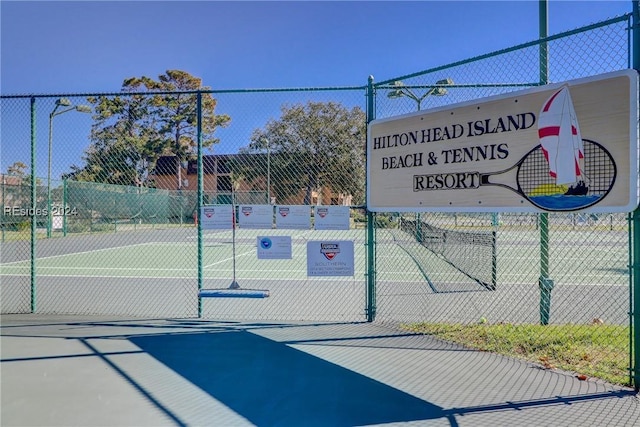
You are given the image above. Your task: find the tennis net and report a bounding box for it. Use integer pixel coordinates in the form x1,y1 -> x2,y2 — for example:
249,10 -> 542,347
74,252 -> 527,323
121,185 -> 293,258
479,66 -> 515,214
397,214 -> 497,291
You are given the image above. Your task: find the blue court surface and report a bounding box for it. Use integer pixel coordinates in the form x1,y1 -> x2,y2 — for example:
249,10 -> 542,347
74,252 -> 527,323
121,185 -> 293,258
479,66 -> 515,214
1,315 -> 638,426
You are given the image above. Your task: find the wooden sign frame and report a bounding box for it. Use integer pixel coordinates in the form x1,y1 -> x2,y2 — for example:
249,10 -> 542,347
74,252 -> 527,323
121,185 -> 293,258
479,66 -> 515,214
367,70 -> 639,212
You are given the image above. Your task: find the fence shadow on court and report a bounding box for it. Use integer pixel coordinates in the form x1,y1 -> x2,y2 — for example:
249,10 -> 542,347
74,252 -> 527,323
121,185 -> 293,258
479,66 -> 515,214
4,317 -> 640,426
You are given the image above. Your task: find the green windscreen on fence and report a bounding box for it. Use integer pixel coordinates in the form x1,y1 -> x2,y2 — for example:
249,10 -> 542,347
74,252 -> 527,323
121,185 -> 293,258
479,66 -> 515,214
64,180 -> 196,231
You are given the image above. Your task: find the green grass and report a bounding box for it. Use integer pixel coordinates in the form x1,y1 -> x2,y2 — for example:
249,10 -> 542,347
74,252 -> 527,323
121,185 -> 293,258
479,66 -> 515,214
401,322 -> 631,386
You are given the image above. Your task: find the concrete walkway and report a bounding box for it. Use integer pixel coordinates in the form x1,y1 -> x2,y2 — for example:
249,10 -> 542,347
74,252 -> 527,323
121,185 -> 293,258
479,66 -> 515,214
1,315 -> 638,426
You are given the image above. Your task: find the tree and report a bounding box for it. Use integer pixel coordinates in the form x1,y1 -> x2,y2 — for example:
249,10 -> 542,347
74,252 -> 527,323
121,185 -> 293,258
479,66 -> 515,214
67,93 -> 163,185
69,70 -> 230,187
235,101 -> 366,205
6,161 -> 27,177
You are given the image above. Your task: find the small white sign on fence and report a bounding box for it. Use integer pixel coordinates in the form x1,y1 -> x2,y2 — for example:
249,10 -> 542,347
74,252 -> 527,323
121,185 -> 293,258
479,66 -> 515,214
200,205 -> 233,229
314,206 -> 350,230
257,236 -> 292,259
275,205 -> 311,229
237,204 -> 273,229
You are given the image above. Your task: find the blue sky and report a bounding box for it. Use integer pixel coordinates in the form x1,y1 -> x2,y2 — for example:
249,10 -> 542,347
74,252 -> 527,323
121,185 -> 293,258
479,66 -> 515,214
0,0 -> 634,179
1,1 -> 633,93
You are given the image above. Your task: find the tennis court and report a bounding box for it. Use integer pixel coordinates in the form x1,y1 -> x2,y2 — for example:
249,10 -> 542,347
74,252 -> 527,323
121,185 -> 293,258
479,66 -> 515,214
1,221 -> 629,325
376,220 -> 630,325
2,227 -> 371,320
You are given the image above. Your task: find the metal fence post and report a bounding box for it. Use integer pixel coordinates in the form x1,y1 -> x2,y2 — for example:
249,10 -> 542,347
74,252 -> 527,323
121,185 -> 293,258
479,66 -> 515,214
196,91 -> 204,318
631,0 -> 640,392
366,75 -> 377,322
30,96 -> 37,313
538,0 -> 555,325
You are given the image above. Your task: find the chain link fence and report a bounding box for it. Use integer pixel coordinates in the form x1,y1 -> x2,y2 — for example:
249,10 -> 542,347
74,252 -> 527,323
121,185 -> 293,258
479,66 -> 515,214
370,13 -> 636,387
1,87 -> 368,321
1,12 -> 638,388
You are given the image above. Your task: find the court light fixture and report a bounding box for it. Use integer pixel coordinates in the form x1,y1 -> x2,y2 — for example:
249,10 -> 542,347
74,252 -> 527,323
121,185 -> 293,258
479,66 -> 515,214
387,78 -> 454,111
56,98 -> 72,107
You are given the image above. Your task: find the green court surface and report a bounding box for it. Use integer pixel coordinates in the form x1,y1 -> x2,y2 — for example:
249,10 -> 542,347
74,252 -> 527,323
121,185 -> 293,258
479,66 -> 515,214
0,227 -> 627,289
0,226 -> 630,326
1,229 -> 368,280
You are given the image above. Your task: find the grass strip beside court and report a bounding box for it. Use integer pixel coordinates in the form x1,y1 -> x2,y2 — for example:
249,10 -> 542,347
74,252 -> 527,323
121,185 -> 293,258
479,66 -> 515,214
401,322 -> 630,386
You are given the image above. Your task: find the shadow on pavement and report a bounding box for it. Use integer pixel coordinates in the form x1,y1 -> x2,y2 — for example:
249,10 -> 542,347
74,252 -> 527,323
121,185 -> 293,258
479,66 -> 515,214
130,329 -> 451,426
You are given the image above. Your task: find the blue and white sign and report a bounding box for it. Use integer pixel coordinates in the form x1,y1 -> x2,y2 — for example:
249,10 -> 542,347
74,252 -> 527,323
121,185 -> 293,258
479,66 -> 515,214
200,205 -> 233,229
257,236 -> 292,259
314,205 -> 350,230
275,205 -> 311,229
307,240 -> 354,276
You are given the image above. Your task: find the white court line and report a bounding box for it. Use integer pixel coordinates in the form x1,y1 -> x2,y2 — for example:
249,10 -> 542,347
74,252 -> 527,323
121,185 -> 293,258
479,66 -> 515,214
0,242 -> 160,266
19,265 -> 196,272
0,264 -> 317,277
0,273 -> 362,281
1,273 -> 191,280
200,230 -> 317,268
190,229 -> 316,240
0,272 -> 626,287
203,248 -> 255,268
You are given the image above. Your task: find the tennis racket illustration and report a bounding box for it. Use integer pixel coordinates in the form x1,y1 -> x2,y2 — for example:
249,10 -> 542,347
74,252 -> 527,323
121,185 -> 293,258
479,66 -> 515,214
479,139 -> 616,211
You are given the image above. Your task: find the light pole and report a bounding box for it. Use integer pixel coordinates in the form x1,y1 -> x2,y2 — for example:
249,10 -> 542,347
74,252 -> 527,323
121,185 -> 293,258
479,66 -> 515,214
387,78 -> 454,111
47,98 -> 91,238
179,159 -> 188,225
264,138 -> 271,204
387,78 -> 454,242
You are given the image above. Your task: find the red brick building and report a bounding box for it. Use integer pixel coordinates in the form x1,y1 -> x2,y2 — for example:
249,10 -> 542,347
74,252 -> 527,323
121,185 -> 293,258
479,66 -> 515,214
152,154 -> 352,206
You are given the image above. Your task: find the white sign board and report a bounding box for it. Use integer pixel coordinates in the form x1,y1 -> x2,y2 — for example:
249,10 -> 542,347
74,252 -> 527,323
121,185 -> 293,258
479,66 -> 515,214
200,205 -> 233,229
257,236 -> 292,259
307,240 -> 354,276
367,70 -> 639,213
237,204 -> 273,229
314,206 -> 350,230
275,205 -> 311,229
